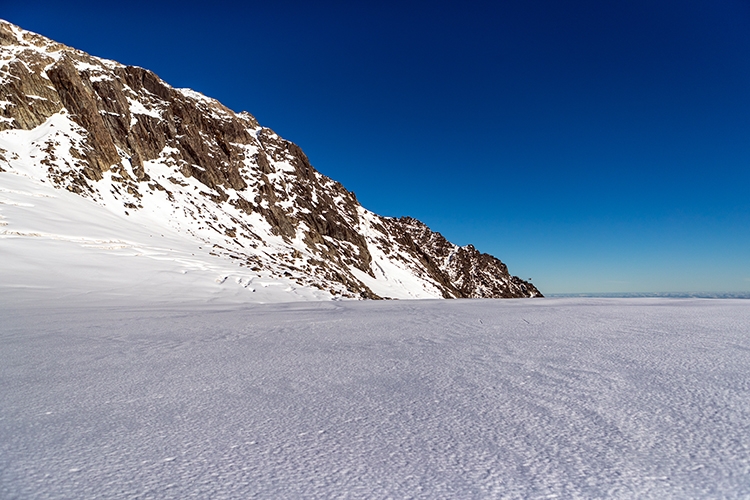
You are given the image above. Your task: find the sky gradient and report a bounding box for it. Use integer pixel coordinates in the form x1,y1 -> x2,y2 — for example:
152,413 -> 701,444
3,0 -> 749,294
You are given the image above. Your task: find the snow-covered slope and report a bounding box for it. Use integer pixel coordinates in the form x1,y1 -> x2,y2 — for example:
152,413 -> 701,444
0,19 -> 540,302
0,170 -> 331,305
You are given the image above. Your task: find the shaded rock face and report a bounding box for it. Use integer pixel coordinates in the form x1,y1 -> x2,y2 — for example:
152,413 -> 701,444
0,20 -> 541,299
390,217 -> 542,298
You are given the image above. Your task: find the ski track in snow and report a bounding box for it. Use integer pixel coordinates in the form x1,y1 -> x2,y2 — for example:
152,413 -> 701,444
1,298 -> 749,498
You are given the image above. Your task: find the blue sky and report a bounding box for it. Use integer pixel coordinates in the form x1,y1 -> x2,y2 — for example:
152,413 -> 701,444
4,0 -> 750,294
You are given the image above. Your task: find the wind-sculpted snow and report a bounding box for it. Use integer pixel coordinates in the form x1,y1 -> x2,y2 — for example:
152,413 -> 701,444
1,298 -> 749,498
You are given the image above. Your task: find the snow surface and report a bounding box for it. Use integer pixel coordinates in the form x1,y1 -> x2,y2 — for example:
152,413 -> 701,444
0,164 -> 334,306
0,107 -> 445,301
1,297 -> 749,498
1,22 -> 748,497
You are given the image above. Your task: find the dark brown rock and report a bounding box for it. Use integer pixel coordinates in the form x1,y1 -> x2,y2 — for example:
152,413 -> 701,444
0,19 -> 542,300
47,56 -> 120,177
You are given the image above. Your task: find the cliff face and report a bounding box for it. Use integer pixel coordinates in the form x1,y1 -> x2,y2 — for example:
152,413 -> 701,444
0,20 -> 541,299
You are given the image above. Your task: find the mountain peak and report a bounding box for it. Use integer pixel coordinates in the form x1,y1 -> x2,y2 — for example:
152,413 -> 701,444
0,19 -> 541,301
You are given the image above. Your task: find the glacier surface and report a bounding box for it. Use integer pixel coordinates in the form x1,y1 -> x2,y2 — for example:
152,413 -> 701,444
1,297 -> 749,498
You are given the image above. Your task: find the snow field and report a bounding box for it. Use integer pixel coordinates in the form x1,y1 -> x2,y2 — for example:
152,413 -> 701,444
1,298 -> 749,498
0,171 -> 333,305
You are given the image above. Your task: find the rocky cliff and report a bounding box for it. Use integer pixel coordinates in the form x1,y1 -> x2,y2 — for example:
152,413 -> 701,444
0,20 -> 541,299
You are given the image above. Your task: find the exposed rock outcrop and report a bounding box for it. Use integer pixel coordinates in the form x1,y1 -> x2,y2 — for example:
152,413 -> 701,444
0,19 -> 541,299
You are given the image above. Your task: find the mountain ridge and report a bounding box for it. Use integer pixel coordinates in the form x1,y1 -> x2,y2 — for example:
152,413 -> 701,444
0,19 -> 541,300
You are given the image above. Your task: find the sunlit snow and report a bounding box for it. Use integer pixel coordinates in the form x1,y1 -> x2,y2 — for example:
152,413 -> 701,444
1,19 -> 749,497
1,163 -> 749,498
0,170 -> 330,305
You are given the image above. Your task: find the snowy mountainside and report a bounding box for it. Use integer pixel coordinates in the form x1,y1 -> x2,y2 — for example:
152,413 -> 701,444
0,170 -> 331,305
0,20 -> 541,301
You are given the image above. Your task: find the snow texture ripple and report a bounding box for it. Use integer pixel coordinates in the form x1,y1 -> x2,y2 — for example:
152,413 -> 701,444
1,298 -> 749,498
